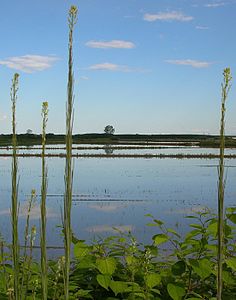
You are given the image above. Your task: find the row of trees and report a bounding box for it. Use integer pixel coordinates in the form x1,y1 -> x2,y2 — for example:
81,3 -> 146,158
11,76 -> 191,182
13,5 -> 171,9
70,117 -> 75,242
25,125 -> 116,135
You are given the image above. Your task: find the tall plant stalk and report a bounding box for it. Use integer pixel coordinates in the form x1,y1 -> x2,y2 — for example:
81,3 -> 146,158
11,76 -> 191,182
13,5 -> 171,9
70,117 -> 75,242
11,73 -> 20,300
63,5 -> 78,300
40,101 -> 49,300
217,68 -> 232,300
21,189 -> 36,297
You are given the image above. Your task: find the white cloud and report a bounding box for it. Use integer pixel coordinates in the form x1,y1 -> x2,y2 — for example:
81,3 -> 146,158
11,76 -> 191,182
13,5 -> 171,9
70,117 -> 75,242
88,62 -> 132,72
80,76 -> 89,80
143,11 -> 193,22
204,2 -> 226,7
0,204 -> 58,219
87,62 -> 150,73
165,59 -> 213,68
89,203 -> 126,212
196,25 -> 209,30
0,55 -> 59,73
86,40 -> 135,49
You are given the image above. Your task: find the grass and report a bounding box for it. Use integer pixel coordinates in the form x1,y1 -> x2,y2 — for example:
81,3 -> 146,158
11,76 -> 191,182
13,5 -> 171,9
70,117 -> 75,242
11,73 -> 20,300
40,102 -> 49,300
217,68 -> 232,300
63,5 -> 78,300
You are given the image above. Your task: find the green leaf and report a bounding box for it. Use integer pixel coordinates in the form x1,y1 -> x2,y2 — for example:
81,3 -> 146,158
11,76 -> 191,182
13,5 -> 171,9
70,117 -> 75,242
226,207 -> 236,214
206,221 -> 217,236
151,288 -> 161,295
74,241 -> 90,258
96,257 -> 116,275
146,223 -> 159,227
189,259 -> 212,280
226,213 -> 236,224
154,219 -> 164,226
185,229 -> 201,240
167,228 -> 181,238
109,280 -> 128,296
223,271 -> 236,285
167,283 -> 185,300
190,224 -> 203,229
126,255 -> 138,266
96,274 -> 111,290
152,234 -> 169,246
171,261 -> 186,276
226,257 -> 236,271
145,273 -> 161,288
145,213 -> 153,218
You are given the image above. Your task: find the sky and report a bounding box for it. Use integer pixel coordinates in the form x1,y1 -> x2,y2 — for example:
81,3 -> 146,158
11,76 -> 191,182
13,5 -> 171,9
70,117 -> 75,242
0,0 -> 236,135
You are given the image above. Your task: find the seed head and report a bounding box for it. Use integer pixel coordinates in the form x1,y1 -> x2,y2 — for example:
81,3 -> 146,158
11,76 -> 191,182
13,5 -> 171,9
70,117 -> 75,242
223,68 -> 232,85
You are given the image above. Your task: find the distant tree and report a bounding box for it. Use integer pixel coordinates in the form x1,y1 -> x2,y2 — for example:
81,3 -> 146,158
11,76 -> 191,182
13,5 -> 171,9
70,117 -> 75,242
26,129 -> 33,134
104,125 -> 115,135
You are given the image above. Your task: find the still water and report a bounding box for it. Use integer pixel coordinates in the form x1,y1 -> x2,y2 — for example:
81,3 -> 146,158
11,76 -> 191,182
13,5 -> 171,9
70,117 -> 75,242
0,150 -> 236,251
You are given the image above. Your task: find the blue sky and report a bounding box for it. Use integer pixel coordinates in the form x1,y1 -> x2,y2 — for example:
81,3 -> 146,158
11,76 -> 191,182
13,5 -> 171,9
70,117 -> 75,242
0,0 -> 236,134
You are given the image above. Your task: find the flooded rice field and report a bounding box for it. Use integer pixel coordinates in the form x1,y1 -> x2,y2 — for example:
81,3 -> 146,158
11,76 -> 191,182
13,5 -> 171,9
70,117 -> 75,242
0,145 -> 236,253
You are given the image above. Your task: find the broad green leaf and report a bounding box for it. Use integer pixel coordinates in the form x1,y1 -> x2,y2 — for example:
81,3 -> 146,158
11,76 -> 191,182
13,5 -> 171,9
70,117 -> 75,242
74,289 -> 93,298
226,213 -> 236,224
206,221 -> 217,236
167,283 -> 185,300
109,280 -> 128,296
226,257 -> 236,271
145,273 -> 161,288
152,234 -> 169,246
189,259 -> 212,280
74,241 -> 90,258
126,255 -> 138,266
77,259 -> 95,269
226,207 -> 236,214
223,271 -> 236,285
171,261 -> 186,276
96,257 -> 116,275
96,274 -> 111,290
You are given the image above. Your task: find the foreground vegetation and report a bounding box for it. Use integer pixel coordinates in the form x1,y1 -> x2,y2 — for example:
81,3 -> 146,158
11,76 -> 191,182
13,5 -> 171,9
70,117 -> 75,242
0,5 -> 235,300
0,209 -> 236,300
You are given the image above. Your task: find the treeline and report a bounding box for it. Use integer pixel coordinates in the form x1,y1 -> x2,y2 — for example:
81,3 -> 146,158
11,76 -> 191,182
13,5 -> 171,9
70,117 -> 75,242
0,133 -> 236,147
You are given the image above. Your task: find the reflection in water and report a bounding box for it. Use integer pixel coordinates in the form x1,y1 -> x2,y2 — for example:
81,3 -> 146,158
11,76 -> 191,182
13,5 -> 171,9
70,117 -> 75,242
0,154 -> 236,247
86,224 -> 134,233
103,144 -> 114,155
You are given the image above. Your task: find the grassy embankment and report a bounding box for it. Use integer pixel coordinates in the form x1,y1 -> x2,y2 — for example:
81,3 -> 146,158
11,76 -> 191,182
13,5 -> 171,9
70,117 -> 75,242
0,133 -> 236,147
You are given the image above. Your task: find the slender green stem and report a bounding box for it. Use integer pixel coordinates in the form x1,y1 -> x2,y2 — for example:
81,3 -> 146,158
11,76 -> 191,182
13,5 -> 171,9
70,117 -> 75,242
24,225 -> 36,300
217,68 -> 232,300
21,189 -> 36,297
63,6 -> 78,300
40,102 -> 49,300
11,73 -> 20,300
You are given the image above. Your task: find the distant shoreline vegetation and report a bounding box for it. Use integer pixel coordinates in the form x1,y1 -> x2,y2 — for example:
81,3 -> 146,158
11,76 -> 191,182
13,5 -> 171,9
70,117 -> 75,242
1,133 -> 236,148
